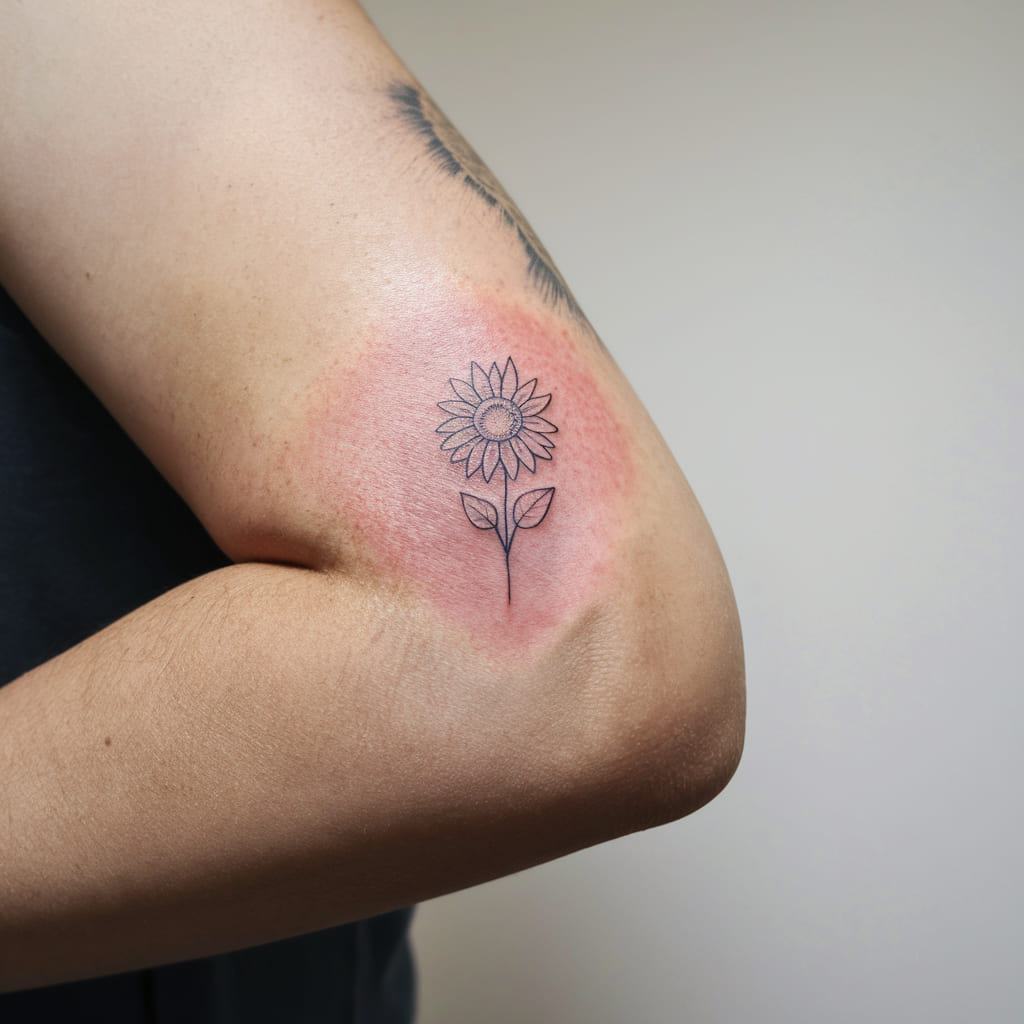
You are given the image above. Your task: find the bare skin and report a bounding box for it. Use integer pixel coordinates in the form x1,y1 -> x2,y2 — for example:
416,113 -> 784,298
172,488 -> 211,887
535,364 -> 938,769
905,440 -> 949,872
0,0 -> 744,990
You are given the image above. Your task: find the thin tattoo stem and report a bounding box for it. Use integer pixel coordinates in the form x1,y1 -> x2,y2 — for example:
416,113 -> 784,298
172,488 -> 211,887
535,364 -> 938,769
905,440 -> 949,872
503,471 -> 512,604
439,357 -> 557,603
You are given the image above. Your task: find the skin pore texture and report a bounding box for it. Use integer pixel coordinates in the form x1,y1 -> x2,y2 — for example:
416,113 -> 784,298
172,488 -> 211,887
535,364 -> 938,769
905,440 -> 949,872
309,283 -> 634,646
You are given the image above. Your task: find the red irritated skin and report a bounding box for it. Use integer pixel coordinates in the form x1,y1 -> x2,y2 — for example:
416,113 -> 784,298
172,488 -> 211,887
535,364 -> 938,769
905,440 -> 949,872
310,286 -> 634,648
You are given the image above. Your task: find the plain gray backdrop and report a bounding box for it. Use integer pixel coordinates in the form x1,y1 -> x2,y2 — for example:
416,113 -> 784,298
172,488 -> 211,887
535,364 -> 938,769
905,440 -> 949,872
363,1 -> 1023,1020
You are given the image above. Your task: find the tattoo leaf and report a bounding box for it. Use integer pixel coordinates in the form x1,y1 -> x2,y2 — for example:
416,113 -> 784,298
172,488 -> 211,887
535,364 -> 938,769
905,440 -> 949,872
461,493 -> 499,531
512,488 -> 555,530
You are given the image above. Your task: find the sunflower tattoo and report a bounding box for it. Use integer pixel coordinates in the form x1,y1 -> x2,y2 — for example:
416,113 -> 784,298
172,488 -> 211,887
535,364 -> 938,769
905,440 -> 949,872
436,357 -> 557,603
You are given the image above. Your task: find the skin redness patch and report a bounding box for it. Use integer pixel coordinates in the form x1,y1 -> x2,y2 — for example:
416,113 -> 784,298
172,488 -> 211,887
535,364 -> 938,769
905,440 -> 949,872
312,290 -> 632,645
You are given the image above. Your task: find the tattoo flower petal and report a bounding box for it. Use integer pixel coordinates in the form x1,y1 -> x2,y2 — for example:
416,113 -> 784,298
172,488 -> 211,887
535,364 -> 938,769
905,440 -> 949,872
520,427 -> 555,449
482,441 -> 501,482
523,415 -> 557,434
501,356 -> 518,398
466,438 -> 487,477
450,439 -> 478,463
440,426 -> 479,452
437,416 -> 474,434
499,440 -> 519,481
512,379 -> 537,406
471,361 -> 493,399
450,378 -> 480,405
488,362 -> 503,397
510,435 -> 536,473
518,394 -> 551,417
438,400 -> 478,417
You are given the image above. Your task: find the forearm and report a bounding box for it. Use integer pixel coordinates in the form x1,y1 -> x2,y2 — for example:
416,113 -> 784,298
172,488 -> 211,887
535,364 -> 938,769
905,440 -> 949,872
1,527 -> 739,990
0,562 -> 614,988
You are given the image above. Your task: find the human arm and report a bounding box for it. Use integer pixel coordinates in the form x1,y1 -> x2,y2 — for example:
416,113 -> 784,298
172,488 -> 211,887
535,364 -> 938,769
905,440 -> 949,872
0,0 -> 744,989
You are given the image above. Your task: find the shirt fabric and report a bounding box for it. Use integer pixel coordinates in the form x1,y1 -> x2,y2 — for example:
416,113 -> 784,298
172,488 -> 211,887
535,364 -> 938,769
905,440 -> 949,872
0,287 -> 415,1023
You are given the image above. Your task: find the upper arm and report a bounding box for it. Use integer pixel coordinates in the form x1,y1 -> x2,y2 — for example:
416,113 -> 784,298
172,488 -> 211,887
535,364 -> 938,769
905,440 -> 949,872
0,0 -> 743,811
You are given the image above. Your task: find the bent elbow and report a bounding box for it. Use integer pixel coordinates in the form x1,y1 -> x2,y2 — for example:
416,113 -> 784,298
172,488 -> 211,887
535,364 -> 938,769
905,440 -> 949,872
641,628 -> 746,830
557,521 -> 746,838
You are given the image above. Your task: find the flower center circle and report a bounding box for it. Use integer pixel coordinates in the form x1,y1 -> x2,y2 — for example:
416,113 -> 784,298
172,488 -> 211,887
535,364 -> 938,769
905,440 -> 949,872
474,396 -> 523,442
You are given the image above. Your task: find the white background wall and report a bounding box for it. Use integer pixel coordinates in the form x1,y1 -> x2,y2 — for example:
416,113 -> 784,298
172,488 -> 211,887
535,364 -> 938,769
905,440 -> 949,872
364,2 -> 1024,1020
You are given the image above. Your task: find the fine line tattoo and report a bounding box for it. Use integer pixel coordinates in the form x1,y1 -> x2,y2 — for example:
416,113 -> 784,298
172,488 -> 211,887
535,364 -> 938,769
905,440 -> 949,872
436,356 -> 557,603
390,81 -> 588,325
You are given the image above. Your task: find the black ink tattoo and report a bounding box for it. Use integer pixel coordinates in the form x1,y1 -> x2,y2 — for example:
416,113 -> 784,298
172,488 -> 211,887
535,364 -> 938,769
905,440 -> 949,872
436,356 -> 557,603
391,81 -> 588,324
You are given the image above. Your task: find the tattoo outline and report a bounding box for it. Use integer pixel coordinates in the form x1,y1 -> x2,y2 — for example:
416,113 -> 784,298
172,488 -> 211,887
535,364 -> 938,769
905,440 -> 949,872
390,81 -> 588,325
436,356 -> 557,603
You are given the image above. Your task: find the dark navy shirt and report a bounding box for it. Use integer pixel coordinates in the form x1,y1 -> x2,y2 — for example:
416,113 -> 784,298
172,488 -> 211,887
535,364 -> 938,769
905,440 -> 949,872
0,288 -> 414,1022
